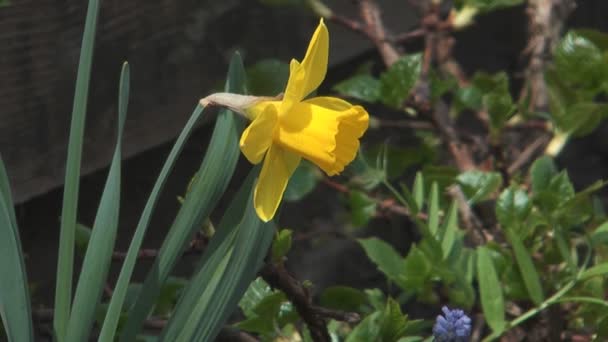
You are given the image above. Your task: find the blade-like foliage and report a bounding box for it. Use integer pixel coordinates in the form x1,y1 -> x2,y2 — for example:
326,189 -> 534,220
118,53 -> 246,341
0,158 -> 34,341
160,168 -> 274,341
54,0 -> 101,337
64,63 -> 129,342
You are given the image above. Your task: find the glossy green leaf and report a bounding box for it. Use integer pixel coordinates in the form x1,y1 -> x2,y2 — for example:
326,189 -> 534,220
530,156 -> 557,194
476,246 -> 505,333
333,74 -> 381,102
380,54 -> 422,109
0,158 -> 33,341
553,31 -> 607,98
504,228 -> 544,305
54,0 -> 101,336
457,171 -> 502,205
65,62 -> 128,342
239,278 -> 273,317
118,54 -> 245,341
496,186 -> 531,227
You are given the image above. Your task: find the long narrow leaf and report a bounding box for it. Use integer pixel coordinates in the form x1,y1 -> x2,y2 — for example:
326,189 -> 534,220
439,200 -> 458,259
170,170 -> 274,341
505,228 -> 544,305
54,0 -> 101,337
428,182 -> 439,235
98,96 -> 210,341
119,53 -> 246,341
159,169 -> 258,340
0,158 -> 34,341
477,246 -> 505,334
65,63 -> 129,342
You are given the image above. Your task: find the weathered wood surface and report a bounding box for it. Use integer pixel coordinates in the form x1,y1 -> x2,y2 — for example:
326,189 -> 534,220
0,0 -> 419,204
0,0 -> 336,203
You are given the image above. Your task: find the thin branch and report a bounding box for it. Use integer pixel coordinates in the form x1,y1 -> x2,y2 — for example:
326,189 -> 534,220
261,263 -> 340,341
358,0 -> 401,66
524,0 -> 576,112
507,134 -> 551,175
446,185 -> 488,245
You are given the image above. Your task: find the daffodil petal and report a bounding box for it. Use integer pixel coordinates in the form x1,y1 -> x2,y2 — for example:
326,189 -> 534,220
254,145 -> 301,222
275,96 -> 369,175
280,59 -> 305,115
300,19 -> 329,99
240,102 -> 279,164
280,19 -> 329,115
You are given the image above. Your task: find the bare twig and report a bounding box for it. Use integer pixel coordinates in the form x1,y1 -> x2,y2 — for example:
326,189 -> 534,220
507,134 -> 551,175
447,185 -> 488,245
524,0 -> 576,112
321,178 -> 428,220
261,262 -> 360,342
358,0 -> 401,66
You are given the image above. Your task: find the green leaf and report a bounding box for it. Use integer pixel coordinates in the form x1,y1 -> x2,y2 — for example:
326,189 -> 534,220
246,59 -> 289,96
553,31 -> 608,99
439,201 -> 459,258
476,246 -> 506,333
333,74 -> 381,102
591,221 -> 608,246
283,161 -> 320,201
401,245 -> 433,291
320,286 -> 368,312
554,102 -> 608,137
118,54 -> 244,341
463,0 -> 523,13
346,311 -> 382,342
0,158 -> 34,341
413,172 -> 425,210
574,29 -> 608,50
349,190 -> 377,226
428,182 -> 440,236
379,54 -> 422,109
535,171 -> 575,213
580,262 -> 608,281
378,298 -> 410,341
239,277 -> 273,317
160,168 -> 276,341
457,171 -> 502,205
504,229 -> 544,305
74,223 -> 92,254
272,229 -> 293,262
358,238 -> 405,283
530,156 -> 557,194
54,0 -> 102,336
65,62 -> 128,342
496,186 -> 531,227
236,292 -> 296,335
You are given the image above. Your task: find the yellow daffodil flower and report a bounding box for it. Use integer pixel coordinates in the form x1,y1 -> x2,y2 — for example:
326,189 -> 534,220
239,19 -> 369,222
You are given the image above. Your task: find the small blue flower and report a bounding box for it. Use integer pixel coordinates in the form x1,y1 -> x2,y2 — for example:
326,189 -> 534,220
433,306 -> 472,342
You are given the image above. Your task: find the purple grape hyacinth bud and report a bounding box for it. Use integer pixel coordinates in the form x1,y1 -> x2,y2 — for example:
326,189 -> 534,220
432,306 -> 472,342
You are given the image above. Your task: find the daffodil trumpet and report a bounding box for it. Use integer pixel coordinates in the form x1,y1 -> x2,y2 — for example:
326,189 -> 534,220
199,19 -> 369,222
